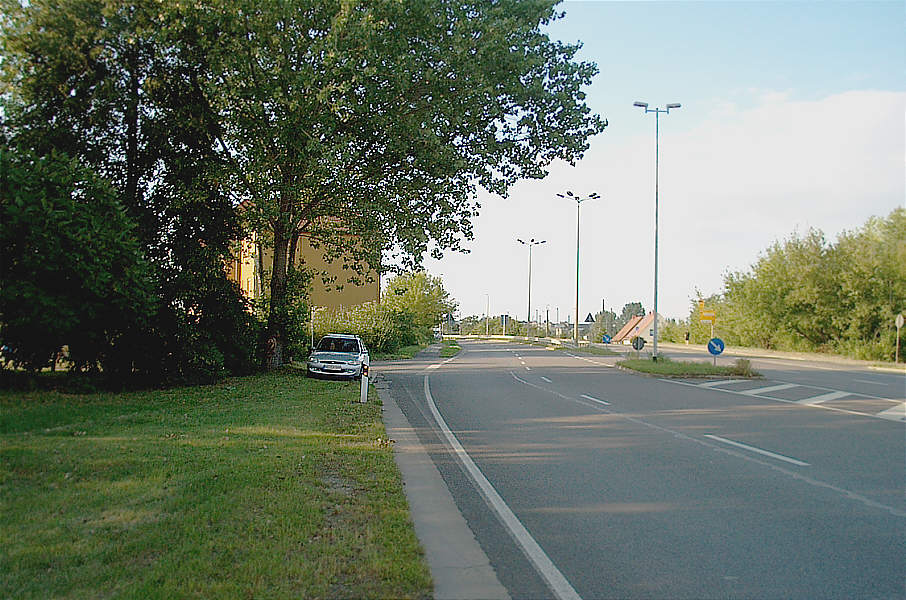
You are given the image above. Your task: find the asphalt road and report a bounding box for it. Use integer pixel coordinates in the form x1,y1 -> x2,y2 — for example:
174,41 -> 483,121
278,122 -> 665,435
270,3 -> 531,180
378,340 -> 905,599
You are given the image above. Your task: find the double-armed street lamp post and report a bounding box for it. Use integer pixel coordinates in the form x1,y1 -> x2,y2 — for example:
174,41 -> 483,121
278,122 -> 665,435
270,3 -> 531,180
517,238 -> 546,337
557,191 -> 600,346
633,101 -> 681,361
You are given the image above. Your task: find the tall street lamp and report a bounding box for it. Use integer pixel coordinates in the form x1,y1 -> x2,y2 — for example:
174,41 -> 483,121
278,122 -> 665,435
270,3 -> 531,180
517,238 -> 546,336
485,293 -> 490,337
634,101 -> 681,361
557,191 -> 600,346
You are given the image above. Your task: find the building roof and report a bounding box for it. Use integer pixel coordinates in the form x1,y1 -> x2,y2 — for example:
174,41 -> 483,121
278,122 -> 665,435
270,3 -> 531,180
613,315 -> 643,343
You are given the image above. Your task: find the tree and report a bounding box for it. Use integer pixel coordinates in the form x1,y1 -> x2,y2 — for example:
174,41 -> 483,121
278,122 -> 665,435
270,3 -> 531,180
177,0 -> 607,366
1,0 -> 261,380
589,309 -> 618,341
617,302 -> 645,331
382,272 -> 457,340
0,149 -> 154,375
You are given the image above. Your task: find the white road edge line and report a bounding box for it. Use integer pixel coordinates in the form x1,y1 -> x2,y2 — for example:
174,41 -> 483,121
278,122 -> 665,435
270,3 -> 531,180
424,374 -> 582,600
704,435 -> 810,466
579,394 -> 610,406
541,376 -> 552,383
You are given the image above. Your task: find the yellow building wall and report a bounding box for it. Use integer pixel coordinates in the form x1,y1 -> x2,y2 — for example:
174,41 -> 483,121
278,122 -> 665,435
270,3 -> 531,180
227,233 -> 379,310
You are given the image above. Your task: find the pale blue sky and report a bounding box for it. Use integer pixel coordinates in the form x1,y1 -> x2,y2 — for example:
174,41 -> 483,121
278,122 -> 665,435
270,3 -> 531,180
423,1 -> 905,324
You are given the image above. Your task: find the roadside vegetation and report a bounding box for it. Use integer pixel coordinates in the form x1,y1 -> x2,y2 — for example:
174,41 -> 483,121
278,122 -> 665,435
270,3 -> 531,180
619,357 -> 760,378
439,340 -> 461,358
557,344 -> 618,357
661,210 -> 905,362
1,371 -> 432,599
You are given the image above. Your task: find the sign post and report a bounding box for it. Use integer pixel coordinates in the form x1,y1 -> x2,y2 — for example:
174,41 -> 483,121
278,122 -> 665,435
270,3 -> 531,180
359,364 -> 369,403
631,336 -> 646,359
896,314 -> 904,364
707,338 -> 725,366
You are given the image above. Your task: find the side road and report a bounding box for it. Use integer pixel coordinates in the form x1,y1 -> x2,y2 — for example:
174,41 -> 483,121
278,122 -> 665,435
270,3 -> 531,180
373,347 -> 510,600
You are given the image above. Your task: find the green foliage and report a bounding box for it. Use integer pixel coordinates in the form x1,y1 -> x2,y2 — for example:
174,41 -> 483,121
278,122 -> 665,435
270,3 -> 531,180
174,0 -> 605,363
1,0 -> 265,381
382,272 -> 457,340
313,303 -> 418,355
682,209 -> 905,361
0,149 -> 155,375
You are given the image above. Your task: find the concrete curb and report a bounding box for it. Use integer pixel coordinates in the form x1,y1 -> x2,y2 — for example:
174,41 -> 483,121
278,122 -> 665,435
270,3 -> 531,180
375,376 -> 510,600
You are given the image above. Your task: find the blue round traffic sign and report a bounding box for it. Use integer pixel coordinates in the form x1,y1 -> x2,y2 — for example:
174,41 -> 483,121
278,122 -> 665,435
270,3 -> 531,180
602,334 -> 612,344
707,338 -> 725,356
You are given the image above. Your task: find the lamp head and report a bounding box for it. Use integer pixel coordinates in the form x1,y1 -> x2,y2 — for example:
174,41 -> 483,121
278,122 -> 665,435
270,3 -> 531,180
633,101 -> 648,108
666,103 -> 681,109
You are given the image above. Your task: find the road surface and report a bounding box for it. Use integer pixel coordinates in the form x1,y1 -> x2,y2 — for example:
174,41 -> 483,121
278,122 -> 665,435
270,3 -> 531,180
377,339 -> 905,599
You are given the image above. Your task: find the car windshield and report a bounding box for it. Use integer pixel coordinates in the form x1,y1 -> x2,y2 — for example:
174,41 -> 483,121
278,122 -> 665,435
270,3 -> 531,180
317,338 -> 359,354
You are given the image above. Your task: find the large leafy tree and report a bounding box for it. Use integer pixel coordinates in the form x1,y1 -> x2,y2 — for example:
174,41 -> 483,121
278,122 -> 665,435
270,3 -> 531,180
383,272 -> 457,339
1,0 -> 259,379
177,0 -> 607,366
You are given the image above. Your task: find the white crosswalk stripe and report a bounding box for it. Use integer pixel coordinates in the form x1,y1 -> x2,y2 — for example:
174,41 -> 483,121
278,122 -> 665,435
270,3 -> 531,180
683,379 -> 905,423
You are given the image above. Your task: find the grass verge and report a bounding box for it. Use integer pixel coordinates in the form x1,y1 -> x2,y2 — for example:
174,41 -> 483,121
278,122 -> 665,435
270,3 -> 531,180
439,340 -> 461,358
370,344 -> 427,361
1,371 -> 431,599
555,344 -> 618,357
618,357 -> 760,378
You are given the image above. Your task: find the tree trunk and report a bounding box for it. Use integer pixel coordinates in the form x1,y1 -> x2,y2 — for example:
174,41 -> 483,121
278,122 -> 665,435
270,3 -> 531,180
266,225 -> 289,370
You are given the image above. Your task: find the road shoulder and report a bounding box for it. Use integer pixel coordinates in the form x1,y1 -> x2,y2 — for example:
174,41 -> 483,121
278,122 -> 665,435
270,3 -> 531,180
375,374 -> 510,600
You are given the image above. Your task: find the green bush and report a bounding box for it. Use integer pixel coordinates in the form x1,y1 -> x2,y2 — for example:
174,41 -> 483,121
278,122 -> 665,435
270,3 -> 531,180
313,303 -> 418,354
0,149 -> 155,375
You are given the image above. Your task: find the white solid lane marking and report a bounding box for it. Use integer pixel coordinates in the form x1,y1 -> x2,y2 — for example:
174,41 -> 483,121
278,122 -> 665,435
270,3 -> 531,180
424,375 -> 582,600
525,366 -> 532,371
796,390 -> 850,405
580,394 -> 610,406
854,379 -> 888,386
876,402 -> 906,422
741,383 -> 799,396
541,376 -> 552,383
704,435 -> 810,466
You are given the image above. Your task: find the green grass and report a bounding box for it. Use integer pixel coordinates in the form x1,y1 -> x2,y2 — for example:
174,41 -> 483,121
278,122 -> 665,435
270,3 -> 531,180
556,344 -> 618,357
1,371 -> 431,599
370,344 -> 427,361
618,357 -> 760,378
438,340 -> 461,358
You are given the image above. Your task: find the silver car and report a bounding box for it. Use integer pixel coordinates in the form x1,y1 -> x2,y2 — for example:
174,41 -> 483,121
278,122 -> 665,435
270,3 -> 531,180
306,334 -> 369,380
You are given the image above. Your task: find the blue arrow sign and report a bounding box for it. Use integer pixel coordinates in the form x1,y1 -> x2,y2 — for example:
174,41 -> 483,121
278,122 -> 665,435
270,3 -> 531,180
707,338 -> 725,356
602,334 -> 612,344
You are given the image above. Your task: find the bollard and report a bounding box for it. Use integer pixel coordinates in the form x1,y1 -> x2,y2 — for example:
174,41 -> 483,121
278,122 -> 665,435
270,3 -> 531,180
359,363 -> 369,403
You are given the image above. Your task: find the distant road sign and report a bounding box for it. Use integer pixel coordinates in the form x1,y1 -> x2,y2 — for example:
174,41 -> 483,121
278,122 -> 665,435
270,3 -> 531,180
700,310 -> 716,322
897,314 -> 904,329
632,336 -> 646,351
602,334 -> 612,344
707,338 -> 725,356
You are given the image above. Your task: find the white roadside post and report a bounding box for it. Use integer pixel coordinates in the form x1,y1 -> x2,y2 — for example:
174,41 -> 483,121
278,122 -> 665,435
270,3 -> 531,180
359,363 -> 369,403
896,313 -> 904,364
